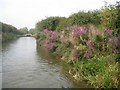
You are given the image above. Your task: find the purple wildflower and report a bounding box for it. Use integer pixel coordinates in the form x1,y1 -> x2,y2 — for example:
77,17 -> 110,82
108,38 -> 112,42
67,26 -> 87,37
84,53 -> 92,59
66,26 -> 76,30
112,49 -> 119,53
105,29 -> 112,35
43,29 -> 49,33
87,40 -> 94,48
48,43 -> 56,50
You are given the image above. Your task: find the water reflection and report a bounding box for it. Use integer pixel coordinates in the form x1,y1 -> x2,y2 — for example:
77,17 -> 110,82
2,37 -> 90,88
0,36 -> 2,89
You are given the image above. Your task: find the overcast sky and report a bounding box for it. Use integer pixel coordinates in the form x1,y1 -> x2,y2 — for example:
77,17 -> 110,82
0,0 -> 118,30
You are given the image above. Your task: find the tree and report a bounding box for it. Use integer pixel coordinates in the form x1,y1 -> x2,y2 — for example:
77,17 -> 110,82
35,17 -> 65,32
19,27 -> 28,34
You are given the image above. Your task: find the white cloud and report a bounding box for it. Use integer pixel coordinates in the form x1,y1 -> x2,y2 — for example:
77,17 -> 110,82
0,0 -> 118,29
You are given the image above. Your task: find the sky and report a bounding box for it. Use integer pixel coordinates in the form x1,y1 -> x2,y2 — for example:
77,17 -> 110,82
0,0 -> 118,30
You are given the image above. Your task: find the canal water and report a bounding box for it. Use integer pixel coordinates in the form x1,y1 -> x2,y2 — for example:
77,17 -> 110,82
2,37 -> 89,88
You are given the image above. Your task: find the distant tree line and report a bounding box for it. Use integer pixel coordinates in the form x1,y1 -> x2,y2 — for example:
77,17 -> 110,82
2,22 -> 22,35
1,22 -> 28,42
19,27 -> 28,34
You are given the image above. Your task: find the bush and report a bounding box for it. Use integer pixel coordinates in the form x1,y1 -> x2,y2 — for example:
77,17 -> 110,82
2,22 -> 23,42
73,56 -> 119,88
36,17 -> 66,32
35,2 -> 119,88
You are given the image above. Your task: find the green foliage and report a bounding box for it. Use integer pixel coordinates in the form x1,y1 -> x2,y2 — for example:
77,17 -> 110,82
114,1 -> 120,36
68,11 -> 101,26
93,35 -> 104,51
19,27 -> 28,34
2,22 -> 22,34
75,44 -> 86,50
2,22 -> 23,42
83,56 -> 107,76
35,2 -> 119,88
94,35 -> 103,43
33,2 -> 119,36
73,55 -> 119,88
29,28 -> 37,35
100,2 -> 120,36
2,33 -> 17,42
56,18 -> 69,32
36,17 -> 66,31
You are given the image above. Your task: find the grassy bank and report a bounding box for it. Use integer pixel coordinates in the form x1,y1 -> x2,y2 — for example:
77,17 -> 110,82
34,2 -> 120,88
36,26 -> 119,88
2,33 -> 18,42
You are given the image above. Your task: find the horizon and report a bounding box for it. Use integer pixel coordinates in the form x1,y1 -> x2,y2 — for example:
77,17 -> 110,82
0,0 -> 118,30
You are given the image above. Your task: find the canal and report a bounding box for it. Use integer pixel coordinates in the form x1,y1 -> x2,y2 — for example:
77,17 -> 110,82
2,37 -> 89,88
